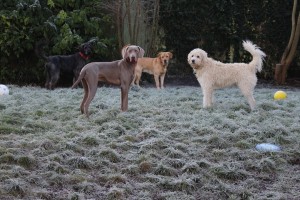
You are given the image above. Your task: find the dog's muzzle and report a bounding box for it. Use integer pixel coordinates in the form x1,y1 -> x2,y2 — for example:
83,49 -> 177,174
83,45 -> 92,55
127,56 -> 137,63
85,50 -> 91,55
192,59 -> 195,64
130,56 -> 136,62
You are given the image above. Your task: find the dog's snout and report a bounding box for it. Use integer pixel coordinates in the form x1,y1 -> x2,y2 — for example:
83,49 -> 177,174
84,47 -> 92,55
130,55 -> 137,62
192,59 -> 195,64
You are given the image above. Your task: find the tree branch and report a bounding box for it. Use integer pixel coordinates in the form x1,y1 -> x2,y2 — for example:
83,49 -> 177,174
280,0 -> 297,64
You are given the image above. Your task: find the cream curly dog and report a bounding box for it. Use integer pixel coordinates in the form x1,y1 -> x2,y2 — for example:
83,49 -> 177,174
187,40 -> 266,110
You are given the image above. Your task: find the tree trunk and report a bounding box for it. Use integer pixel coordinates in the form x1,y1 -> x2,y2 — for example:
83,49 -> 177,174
125,0 -> 133,43
99,0 -> 161,55
148,0 -> 160,56
132,0 -> 141,44
116,0 -> 124,50
275,0 -> 300,84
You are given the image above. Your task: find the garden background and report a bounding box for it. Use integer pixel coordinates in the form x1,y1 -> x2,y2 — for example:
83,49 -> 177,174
0,0 -> 299,86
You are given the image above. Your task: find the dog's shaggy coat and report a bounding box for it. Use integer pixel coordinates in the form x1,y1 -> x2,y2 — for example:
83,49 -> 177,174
187,40 -> 266,110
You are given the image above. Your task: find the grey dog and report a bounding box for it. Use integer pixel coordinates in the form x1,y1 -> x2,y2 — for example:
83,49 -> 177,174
72,45 -> 145,118
35,40 -> 95,90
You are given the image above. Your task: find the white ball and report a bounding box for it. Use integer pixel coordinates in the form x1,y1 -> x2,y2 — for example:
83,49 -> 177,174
0,84 -> 9,95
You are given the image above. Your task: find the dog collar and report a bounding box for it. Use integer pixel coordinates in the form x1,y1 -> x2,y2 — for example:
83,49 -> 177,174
79,52 -> 90,60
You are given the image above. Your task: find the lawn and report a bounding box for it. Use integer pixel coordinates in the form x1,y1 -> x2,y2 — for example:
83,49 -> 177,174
0,84 -> 299,200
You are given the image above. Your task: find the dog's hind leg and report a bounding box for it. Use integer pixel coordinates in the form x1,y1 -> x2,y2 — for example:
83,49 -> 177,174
133,69 -> 142,87
44,63 -> 52,89
238,83 -> 256,110
73,68 -> 82,88
83,79 -> 98,117
49,72 -> 60,90
246,94 -> 256,110
240,88 -> 256,110
47,63 -> 60,90
80,78 -> 89,114
45,72 -> 50,89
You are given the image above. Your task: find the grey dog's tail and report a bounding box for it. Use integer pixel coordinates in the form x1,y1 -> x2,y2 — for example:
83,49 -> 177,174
242,40 -> 266,72
71,70 -> 86,89
35,41 -> 48,61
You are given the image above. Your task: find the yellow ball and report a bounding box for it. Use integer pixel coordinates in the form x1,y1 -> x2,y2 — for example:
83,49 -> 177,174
274,90 -> 287,100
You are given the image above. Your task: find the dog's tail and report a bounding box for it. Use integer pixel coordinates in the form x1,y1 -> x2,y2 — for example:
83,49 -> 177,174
35,40 -> 48,61
242,40 -> 266,72
71,70 -> 86,89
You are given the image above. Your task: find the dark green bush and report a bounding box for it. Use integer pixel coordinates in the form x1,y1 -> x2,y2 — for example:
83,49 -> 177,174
0,0 -> 117,85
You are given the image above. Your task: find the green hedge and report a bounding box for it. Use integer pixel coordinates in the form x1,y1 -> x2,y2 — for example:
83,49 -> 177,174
0,0 -> 117,85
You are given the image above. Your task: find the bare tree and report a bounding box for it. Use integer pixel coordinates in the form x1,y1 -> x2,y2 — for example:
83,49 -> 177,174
116,0 -> 125,49
147,0 -> 160,56
98,0 -> 125,50
99,0 -> 161,56
275,0 -> 300,84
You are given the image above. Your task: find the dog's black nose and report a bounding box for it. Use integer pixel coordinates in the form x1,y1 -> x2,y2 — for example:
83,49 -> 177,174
192,60 -> 195,64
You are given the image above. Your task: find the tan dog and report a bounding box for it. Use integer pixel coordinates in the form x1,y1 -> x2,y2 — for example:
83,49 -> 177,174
72,45 -> 144,117
188,40 -> 266,110
132,52 -> 173,89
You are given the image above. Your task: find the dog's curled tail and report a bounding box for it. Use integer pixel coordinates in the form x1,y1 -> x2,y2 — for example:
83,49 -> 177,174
242,40 -> 266,72
71,70 -> 86,89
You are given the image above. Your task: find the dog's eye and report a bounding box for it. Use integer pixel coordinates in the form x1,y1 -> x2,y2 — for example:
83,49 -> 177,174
197,56 -> 200,58
192,55 -> 194,57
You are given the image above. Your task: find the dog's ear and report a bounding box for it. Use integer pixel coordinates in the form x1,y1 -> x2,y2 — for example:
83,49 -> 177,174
168,52 -> 173,59
201,51 -> 208,63
121,45 -> 130,59
77,43 -> 86,51
87,38 -> 97,45
157,52 -> 162,57
137,46 -> 145,58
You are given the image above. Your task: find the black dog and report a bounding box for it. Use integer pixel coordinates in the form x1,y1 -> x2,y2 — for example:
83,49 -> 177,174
35,40 -> 95,89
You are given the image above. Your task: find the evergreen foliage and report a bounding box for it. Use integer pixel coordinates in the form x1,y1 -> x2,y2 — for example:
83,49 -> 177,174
0,0 -> 116,85
0,0 -> 297,84
159,0 -> 294,78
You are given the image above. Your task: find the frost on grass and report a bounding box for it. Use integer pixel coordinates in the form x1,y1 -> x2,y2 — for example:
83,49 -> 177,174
0,85 -> 299,199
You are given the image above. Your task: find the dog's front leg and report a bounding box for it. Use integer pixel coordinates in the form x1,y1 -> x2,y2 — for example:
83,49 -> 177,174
160,74 -> 166,89
45,73 -> 50,89
154,75 -> 160,89
202,87 -> 213,108
121,85 -> 129,111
